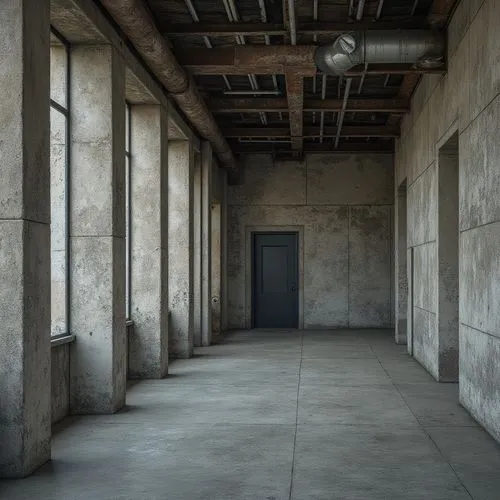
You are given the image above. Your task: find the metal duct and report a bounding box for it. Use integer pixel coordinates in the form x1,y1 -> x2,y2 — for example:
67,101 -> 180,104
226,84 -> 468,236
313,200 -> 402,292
99,0 -> 237,170
315,30 -> 445,76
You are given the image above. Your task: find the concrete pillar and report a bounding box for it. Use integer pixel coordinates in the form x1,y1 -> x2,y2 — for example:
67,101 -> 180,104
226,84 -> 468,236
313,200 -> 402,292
0,0 -> 51,477
438,151 -> 459,381
128,104 -> 169,378
395,182 -> 408,345
211,193 -> 222,339
220,169 -> 229,333
193,152 -> 202,346
201,142 -> 213,346
168,140 -> 194,358
69,45 -> 127,413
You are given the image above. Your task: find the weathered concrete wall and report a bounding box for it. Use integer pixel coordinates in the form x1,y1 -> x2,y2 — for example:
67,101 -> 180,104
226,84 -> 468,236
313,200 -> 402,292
395,0 -> 500,442
51,345 -> 70,424
228,153 -> 394,329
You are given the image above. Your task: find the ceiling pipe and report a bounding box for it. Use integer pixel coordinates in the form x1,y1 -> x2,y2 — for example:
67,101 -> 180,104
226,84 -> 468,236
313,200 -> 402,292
287,0 -> 297,45
100,0 -> 237,170
315,30 -> 445,76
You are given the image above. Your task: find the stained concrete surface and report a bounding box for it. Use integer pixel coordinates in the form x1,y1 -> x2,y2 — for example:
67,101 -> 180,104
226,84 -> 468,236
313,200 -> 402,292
2,329 -> 500,499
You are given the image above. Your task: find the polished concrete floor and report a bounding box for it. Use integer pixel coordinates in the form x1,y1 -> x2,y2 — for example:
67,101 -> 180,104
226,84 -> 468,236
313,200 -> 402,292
2,329 -> 500,499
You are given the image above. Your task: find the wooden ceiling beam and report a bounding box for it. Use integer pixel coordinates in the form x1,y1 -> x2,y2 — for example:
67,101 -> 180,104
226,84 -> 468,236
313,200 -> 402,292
209,97 -> 410,113
232,141 -> 394,154
163,19 -> 428,37
427,0 -> 458,28
177,47 -> 445,76
177,46 -> 317,76
222,125 -> 400,138
285,71 -> 304,150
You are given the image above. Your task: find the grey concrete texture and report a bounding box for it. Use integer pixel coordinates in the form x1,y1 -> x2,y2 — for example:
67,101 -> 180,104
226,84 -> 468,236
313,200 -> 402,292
3,330 -> 500,499
70,45 -> 126,238
201,142 -> 213,346
69,44 -> 127,414
394,185 -> 408,344
0,0 -> 52,478
51,344 -> 70,424
193,151 -> 202,347
227,153 -> 394,329
128,104 -> 169,379
395,0 -> 500,440
168,140 -> 194,358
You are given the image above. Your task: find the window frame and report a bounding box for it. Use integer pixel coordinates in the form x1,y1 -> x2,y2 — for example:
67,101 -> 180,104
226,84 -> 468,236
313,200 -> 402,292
125,101 -> 132,320
50,26 -> 71,339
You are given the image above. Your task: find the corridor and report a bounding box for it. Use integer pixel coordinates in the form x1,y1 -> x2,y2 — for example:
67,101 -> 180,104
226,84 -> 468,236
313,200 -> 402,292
2,330 -> 500,500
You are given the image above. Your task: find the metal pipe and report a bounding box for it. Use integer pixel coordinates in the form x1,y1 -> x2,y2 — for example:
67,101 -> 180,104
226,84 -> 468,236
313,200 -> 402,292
258,0 -> 282,120
320,73 -> 327,143
100,0 -> 236,169
313,0 -> 318,43
334,77 -> 352,148
357,62 -> 368,93
287,0 -> 297,45
312,0 -> 319,124
375,0 -> 385,19
356,0 -> 366,21
410,0 -> 419,16
225,0 -> 267,124
184,0 -> 232,92
348,0 -> 355,18
315,30 -> 445,76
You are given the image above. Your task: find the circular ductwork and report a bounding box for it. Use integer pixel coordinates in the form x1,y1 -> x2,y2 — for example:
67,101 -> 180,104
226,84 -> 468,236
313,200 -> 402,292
315,30 -> 445,76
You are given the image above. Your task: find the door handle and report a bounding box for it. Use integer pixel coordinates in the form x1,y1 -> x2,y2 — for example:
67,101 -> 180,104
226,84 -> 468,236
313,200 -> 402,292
291,284 -> 297,292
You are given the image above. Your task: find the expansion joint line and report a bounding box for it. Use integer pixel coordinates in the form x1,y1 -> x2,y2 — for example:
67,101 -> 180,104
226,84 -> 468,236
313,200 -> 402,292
369,344 -> 474,500
289,329 -> 304,500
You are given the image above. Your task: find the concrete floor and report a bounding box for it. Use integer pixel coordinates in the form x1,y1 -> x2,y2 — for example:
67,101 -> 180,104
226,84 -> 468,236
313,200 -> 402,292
2,329 -> 500,500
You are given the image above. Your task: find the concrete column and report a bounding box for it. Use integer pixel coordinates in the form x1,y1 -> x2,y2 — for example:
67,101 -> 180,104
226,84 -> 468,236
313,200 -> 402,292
211,179 -> 222,339
168,140 -> 194,358
395,182 -> 408,344
438,151 -> 459,381
201,142 -> 213,346
69,45 -> 127,413
220,169 -> 229,333
0,0 -> 51,477
128,104 -> 169,378
193,152 -> 202,346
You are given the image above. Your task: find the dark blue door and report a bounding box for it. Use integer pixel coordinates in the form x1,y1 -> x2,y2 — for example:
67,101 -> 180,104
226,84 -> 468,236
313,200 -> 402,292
253,233 -> 298,328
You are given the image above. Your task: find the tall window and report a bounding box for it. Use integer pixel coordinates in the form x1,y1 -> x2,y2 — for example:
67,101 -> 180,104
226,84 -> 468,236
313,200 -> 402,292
125,103 -> 132,320
50,28 -> 70,337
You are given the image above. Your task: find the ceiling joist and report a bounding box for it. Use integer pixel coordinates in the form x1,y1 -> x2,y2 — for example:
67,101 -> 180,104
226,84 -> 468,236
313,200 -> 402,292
164,19 -> 428,37
232,141 -> 394,154
222,125 -> 400,138
209,97 -> 410,113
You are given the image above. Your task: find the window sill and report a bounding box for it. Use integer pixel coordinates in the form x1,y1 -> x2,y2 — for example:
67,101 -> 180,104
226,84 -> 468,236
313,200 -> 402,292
51,334 -> 76,348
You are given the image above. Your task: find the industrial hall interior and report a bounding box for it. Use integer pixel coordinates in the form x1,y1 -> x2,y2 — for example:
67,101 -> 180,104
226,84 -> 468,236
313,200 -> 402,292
2,0 -> 500,498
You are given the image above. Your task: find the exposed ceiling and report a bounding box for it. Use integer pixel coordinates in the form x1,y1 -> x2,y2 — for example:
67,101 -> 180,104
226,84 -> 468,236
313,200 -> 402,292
144,0 -> 457,159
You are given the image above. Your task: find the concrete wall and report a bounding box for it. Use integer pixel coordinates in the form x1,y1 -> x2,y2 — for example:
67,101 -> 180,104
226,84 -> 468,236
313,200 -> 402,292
228,153 -> 394,329
51,344 -> 70,424
394,0 -> 500,442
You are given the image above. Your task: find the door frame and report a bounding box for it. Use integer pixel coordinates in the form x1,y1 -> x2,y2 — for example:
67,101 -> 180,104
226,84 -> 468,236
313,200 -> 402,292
245,225 -> 304,329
